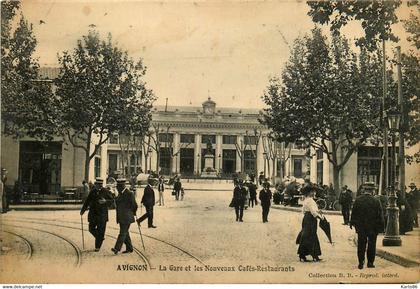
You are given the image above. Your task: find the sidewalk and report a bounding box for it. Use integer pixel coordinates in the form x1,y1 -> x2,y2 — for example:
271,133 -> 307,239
273,204 -> 420,268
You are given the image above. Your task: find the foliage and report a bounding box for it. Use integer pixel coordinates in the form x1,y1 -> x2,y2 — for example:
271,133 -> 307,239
261,28 -> 384,192
55,30 -> 155,180
307,0 -> 401,50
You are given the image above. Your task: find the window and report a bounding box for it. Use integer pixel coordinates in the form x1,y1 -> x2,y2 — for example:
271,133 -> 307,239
244,150 -> 256,175
316,149 -> 323,160
94,157 -> 101,178
293,158 -> 302,178
181,134 -> 195,144
159,133 -> 173,143
202,134 -> 216,144
316,149 -> 323,185
109,134 -> 119,144
108,154 -> 118,175
244,136 -> 257,145
159,147 -> 172,175
223,135 -> 237,144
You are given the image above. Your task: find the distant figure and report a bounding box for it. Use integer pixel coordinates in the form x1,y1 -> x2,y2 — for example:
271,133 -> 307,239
80,178 -> 114,251
248,181 -> 257,208
338,185 -> 353,225
259,181 -> 272,223
407,183 -> 419,227
136,178 -> 157,228
258,172 -> 264,186
397,189 -> 413,235
112,179 -> 138,255
157,176 -> 165,206
1,168 -> 8,213
232,179 -> 247,222
82,180 -> 89,201
173,178 -> 182,201
350,183 -> 384,269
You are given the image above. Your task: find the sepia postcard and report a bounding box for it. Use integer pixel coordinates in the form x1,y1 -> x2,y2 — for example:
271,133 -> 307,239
1,0 -> 419,285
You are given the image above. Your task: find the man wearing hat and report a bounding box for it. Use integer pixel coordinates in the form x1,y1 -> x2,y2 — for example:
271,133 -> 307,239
407,183 -> 419,228
232,179 -> 247,222
136,178 -> 157,228
112,179 -> 138,254
338,185 -> 353,225
350,182 -> 384,269
259,181 -> 272,223
80,178 -> 114,251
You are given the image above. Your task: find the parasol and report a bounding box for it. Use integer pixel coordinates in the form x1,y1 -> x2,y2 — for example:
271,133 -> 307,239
319,216 -> 333,244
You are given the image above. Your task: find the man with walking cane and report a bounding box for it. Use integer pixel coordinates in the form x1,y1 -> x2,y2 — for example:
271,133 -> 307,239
80,178 -> 114,251
136,178 -> 157,228
112,179 -> 138,255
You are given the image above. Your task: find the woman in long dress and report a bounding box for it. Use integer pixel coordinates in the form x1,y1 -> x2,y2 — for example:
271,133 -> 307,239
297,186 -> 324,262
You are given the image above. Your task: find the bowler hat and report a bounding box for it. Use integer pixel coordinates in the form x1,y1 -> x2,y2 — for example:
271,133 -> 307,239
116,178 -> 126,185
95,178 -> 104,184
409,182 -> 416,188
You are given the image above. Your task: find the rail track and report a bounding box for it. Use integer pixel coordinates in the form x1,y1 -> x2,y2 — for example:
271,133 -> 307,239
2,230 -> 34,260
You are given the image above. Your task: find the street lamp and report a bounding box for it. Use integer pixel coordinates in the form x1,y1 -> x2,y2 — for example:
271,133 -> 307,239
197,153 -> 200,175
218,153 -> 222,176
382,109 -> 402,247
148,148 -> 153,173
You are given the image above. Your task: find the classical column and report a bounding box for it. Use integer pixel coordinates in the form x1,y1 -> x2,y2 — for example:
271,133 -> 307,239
173,132 -> 180,174
100,144 -> 108,181
236,135 -> 243,173
256,136 -> 264,176
215,134 -> 222,171
194,134 -> 201,174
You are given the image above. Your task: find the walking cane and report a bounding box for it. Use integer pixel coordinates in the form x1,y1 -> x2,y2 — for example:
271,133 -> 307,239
135,215 -> 146,251
80,215 -> 85,250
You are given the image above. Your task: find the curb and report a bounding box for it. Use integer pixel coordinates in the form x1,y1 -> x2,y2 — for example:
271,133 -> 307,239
271,204 -> 342,216
8,206 -> 81,211
376,248 -> 420,268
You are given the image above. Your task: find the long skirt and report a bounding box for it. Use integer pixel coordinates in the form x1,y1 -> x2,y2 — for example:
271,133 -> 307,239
297,212 -> 321,257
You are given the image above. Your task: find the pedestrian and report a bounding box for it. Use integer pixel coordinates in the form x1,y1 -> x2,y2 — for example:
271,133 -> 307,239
259,181 -> 272,223
350,182 -> 384,269
232,179 -> 247,222
373,190 -> 387,233
397,189 -> 413,235
157,176 -> 165,206
173,177 -> 182,201
80,178 -> 114,251
248,180 -> 257,208
82,180 -> 89,201
258,172 -> 264,187
338,185 -> 353,225
136,178 -> 157,228
1,168 -> 8,213
112,179 -> 138,255
296,185 -> 324,262
407,183 -> 419,227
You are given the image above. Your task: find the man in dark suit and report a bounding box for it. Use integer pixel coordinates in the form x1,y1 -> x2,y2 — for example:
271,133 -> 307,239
173,178 -> 182,201
339,185 -> 353,225
233,179 -> 247,222
136,178 -> 157,228
80,178 -> 114,251
248,181 -> 257,208
112,179 -> 138,254
350,182 -> 384,269
259,181 -> 272,223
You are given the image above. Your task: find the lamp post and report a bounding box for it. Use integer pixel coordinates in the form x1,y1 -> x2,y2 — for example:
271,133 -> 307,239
382,110 -> 402,247
218,153 -> 222,176
197,153 -> 200,175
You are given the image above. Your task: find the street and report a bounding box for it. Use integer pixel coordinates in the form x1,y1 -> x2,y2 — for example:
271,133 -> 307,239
0,187 -> 417,283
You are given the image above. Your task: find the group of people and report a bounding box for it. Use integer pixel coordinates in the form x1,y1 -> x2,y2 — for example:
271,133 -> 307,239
80,177 -> 157,254
230,179 -> 272,223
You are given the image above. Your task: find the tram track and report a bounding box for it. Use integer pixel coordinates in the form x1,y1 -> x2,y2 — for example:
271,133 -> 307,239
4,216 -> 205,266
2,230 -> 34,260
2,223 -> 82,267
3,219 -> 152,269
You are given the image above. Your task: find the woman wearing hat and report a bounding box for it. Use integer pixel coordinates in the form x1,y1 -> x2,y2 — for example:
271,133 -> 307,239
297,185 -> 324,262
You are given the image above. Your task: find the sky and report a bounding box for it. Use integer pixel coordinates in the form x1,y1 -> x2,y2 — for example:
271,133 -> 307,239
19,0 -> 415,109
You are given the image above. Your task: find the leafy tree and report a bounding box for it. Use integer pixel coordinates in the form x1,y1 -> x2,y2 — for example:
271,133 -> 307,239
307,0 -> 401,50
1,1 -> 57,140
55,30 -> 155,181
261,28 -> 383,194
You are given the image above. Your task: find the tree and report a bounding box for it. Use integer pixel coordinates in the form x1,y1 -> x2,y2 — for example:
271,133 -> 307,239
55,30 -> 155,181
261,28 -> 382,195
307,1 -> 401,50
1,1 -> 58,140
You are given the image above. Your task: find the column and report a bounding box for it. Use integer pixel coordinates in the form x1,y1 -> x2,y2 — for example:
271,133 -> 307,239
172,132 -> 180,174
215,134 -> 222,172
236,135 -> 243,173
100,143 -> 108,181
140,148 -> 146,173
256,136 -> 264,176
194,133 -> 201,174
309,146 -> 317,183
323,152 -> 330,185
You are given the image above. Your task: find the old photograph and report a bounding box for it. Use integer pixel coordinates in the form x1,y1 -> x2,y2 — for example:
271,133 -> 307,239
1,0 -> 419,285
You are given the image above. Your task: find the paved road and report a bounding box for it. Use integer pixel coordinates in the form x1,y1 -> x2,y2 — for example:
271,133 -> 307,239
1,189 -> 417,283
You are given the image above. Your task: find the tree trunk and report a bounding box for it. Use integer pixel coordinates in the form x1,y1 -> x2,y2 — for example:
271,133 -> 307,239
84,136 -> 92,181
332,165 -> 340,198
